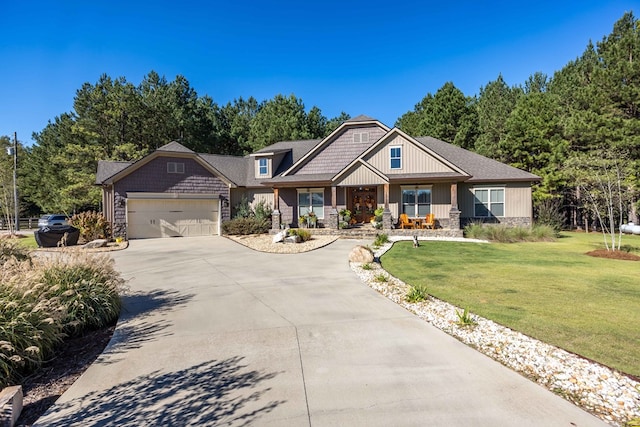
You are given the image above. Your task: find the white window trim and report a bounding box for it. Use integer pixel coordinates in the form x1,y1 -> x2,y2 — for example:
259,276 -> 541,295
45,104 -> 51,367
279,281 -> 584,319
401,185 -> 432,216
390,145 -> 402,170
258,158 -> 269,176
473,187 -> 505,217
167,162 -> 185,174
297,188 -> 325,219
353,131 -> 370,143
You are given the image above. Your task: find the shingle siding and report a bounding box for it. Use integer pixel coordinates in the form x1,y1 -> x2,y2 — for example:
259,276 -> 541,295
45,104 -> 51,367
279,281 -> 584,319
297,126 -> 386,175
111,157 -> 230,235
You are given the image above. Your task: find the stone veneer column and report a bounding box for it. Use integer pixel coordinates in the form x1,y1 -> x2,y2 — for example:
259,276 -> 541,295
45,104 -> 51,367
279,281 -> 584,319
328,208 -> 339,230
272,209 -> 281,230
449,208 -> 461,231
383,208 -> 392,231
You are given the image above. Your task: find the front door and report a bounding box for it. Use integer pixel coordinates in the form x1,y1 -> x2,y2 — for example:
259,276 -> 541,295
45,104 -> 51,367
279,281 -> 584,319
349,187 -> 377,224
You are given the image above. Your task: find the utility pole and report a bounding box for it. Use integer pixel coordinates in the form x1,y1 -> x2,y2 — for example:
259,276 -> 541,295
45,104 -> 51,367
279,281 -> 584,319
12,132 -> 19,231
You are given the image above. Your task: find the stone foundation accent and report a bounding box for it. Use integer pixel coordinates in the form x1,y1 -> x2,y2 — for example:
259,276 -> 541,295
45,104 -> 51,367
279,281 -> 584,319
0,385 -> 22,427
449,208 -> 461,231
461,217 -> 533,228
113,222 -> 126,239
328,209 -> 339,230
382,209 -> 392,230
272,210 -> 281,230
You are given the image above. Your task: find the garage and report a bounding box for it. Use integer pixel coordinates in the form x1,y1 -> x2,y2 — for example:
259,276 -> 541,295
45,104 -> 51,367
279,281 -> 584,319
127,194 -> 220,238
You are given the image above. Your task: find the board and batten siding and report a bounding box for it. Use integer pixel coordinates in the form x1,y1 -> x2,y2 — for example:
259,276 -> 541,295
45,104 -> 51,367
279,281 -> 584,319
230,189 -> 275,215
365,135 -> 456,175
335,163 -> 387,186
458,182 -> 533,219
387,183 -> 452,220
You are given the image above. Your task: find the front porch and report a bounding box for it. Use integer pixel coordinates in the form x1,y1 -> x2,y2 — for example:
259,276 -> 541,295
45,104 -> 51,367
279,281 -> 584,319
269,222 -> 463,239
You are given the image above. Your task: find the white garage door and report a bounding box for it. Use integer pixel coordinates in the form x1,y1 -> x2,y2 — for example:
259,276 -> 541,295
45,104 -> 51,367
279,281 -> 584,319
127,198 -> 219,238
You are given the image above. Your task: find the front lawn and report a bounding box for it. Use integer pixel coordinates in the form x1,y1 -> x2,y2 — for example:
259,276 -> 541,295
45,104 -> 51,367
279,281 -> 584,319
380,232 -> 640,377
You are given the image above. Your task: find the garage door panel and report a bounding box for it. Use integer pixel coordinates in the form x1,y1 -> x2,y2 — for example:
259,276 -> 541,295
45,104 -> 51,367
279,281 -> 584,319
127,199 -> 219,239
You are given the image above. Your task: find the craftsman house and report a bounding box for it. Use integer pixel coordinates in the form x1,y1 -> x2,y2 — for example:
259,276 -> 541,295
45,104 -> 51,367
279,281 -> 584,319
96,115 -> 540,238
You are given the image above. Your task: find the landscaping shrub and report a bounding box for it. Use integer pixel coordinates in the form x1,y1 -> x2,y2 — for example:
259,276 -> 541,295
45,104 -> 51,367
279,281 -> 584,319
289,228 -> 312,242
535,198 -> 565,234
0,252 -> 125,388
463,223 -> 557,243
222,217 -> 271,235
405,285 -> 428,303
463,222 -> 485,239
0,269 -> 63,387
69,210 -> 112,242
0,239 -> 31,266
234,195 -> 253,219
373,233 -> 389,247
253,200 -> 273,221
38,254 -> 124,335
530,225 -> 557,241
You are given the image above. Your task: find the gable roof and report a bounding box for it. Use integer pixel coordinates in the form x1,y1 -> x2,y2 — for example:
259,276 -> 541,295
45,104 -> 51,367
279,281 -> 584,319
415,137 -> 540,182
282,118 -> 390,176
333,127 -> 470,183
157,141 -> 195,153
96,160 -> 132,184
96,141 -> 237,187
96,119 -> 539,189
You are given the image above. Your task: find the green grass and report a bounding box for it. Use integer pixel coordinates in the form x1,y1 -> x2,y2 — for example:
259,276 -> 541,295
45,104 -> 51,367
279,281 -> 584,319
381,232 -> 640,377
16,234 -> 38,249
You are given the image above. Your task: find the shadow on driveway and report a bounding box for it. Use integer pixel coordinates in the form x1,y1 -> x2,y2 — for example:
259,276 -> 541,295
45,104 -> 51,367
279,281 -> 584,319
38,356 -> 284,426
98,289 -> 194,365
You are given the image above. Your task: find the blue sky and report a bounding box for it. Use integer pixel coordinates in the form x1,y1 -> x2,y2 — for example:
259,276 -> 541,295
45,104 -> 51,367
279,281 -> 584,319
2,1 -> 638,145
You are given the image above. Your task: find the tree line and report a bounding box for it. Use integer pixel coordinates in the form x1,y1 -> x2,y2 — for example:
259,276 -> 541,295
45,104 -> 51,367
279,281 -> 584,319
2,73 -> 350,214
1,12 -> 638,229
396,12 -> 639,229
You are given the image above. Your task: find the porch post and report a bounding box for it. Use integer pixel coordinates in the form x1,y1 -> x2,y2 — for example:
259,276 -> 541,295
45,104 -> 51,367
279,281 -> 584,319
450,182 -> 458,210
329,186 -> 339,229
449,182 -> 461,230
272,187 -> 281,230
383,183 -> 392,230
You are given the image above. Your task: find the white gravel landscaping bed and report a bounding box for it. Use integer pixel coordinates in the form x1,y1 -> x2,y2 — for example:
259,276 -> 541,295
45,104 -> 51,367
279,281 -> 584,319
350,239 -> 640,427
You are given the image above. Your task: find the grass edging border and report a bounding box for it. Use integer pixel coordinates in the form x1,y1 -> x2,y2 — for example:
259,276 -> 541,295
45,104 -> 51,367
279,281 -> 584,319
351,238 -> 640,427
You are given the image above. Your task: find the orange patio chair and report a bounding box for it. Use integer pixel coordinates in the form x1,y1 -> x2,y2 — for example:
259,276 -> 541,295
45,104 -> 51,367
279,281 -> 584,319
422,213 -> 435,229
399,213 -> 415,229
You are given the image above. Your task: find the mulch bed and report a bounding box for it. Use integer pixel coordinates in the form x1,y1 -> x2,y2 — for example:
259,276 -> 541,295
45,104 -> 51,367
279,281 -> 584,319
15,325 -> 116,426
586,249 -> 640,261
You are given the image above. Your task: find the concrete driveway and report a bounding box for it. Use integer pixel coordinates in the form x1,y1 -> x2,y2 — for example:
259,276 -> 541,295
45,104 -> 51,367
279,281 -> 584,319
36,236 -> 606,426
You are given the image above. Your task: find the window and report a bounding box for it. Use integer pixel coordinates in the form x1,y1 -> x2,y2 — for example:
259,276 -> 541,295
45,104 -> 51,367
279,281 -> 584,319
258,158 -> 268,175
474,188 -> 505,217
353,132 -> 370,143
390,146 -> 402,169
298,189 -> 324,219
402,187 -> 431,217
167,162 -> 185,174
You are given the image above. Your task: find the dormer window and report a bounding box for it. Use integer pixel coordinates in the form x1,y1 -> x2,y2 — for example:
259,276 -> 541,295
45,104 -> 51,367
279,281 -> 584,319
390,146 -> 402,169
353,132 -> 369,143
167,162 -> 185,174
259,158 -> 268,175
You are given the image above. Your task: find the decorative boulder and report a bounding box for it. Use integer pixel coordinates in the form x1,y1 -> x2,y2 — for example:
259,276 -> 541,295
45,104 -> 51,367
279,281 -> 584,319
83,239 -> 108,249
349,245 -> 374,263
272,231 -> 287,243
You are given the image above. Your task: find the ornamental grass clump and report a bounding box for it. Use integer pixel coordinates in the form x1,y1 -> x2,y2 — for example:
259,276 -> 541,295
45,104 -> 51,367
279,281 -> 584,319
0,239 -> 31,266
0,251 -> 125,388
37,253 -> 124,335
0,267 -> 64,387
